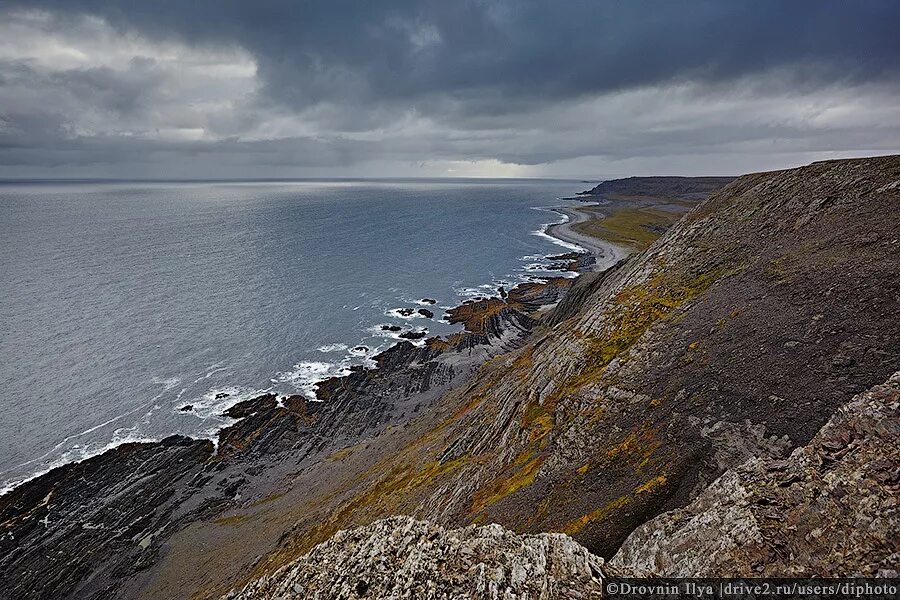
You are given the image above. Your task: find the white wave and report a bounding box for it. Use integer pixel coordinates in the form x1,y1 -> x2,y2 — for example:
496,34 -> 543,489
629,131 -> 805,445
368,323 -> 406,341
385,307 -> 430,320
271,361 -> 352,400
187,385 -> 272,420
529,207 -> 587,253
318,343 -> 349,353
0,376 -> 181,481
0,430 -> 159,496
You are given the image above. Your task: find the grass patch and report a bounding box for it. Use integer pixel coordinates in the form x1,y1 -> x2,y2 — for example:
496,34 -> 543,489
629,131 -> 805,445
549,269 -> 723,404
471,450 -> 545,513
574,206 -> 683,250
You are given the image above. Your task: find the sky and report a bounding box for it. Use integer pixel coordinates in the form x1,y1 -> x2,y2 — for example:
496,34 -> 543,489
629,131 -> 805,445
0,0 -> 898,179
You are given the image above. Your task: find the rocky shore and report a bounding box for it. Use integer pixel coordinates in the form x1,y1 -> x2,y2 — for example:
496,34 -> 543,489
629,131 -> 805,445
2,159 -> 899,599
0,240 -> 598,600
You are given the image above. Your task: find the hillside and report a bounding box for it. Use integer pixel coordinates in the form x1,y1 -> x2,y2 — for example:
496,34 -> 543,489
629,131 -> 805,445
1,156 -> 898,599
226,368 -> 899,598
222,156 -> 898,585
579,176 -> 736,201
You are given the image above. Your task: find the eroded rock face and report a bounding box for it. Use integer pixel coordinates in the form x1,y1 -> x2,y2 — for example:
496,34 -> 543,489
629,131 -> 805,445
610,371 -> 900,577
227,516 -> 604,600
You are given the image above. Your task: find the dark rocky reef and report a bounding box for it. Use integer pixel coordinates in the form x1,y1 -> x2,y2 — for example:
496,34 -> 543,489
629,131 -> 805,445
546,251 -> 596,272
398,329 -> 427,340
0,436 -> 214,599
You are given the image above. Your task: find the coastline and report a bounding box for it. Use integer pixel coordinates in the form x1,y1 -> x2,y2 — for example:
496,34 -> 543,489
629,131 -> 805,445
0,204 -> 600,496
545,203 -> 630,270
0,214 -> 596,597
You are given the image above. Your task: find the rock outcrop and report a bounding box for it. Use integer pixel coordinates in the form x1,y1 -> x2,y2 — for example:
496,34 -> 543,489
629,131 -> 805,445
610,370 -> 900,578
227,516 -> 604,600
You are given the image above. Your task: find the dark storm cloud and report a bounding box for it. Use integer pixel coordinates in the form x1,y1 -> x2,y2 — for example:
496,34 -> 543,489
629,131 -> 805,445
0,0 -> 899,177
11,0 -> 900,110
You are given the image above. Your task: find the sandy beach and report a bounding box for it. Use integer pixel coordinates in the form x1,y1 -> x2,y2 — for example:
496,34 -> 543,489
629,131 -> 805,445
546,204 -> 630,271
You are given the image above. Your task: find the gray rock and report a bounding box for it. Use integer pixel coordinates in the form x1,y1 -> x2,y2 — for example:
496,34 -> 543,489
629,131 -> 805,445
228,516 -> 604,599
610,370 -> 900,577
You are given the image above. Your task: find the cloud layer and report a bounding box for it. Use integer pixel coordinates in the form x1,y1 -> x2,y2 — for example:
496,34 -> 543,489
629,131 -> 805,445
1,1 -> 899,178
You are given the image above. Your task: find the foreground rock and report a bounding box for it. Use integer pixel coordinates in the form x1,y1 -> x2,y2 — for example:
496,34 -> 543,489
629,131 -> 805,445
610,370 -> 900,577
227,516 -> 604,600
232,370 -> 900,598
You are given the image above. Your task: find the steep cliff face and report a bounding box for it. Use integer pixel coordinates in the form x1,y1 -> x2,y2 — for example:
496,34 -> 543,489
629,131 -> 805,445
227,369 -> 899,598
251,156 -> 899,570
610,370 -> 900,578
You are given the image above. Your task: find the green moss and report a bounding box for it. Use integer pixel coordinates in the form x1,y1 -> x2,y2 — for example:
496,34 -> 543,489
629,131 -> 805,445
550,269 -> 723,405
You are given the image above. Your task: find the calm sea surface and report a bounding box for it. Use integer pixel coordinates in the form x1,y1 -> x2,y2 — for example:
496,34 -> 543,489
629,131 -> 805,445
0,179 -> 585,491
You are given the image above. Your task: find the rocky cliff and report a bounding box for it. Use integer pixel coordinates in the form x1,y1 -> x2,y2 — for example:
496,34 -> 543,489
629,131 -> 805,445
226,369 -> 899,598
1,157 -> 898,599
610,370 -> 900,578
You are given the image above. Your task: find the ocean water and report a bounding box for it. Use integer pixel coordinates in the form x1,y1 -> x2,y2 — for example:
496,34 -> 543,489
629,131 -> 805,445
0,178 -> 585,492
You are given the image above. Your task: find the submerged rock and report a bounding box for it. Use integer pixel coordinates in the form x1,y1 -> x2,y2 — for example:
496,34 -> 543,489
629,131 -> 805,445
381,324 -> 402,332
399,329 -> 427,340
420,298 -> 437,304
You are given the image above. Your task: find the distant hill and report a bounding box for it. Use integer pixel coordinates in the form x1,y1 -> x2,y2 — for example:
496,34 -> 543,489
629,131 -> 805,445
580,175 -> 736,201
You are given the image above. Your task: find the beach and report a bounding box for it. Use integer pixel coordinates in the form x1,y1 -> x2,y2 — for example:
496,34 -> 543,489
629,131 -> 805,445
546,203 -> 631,270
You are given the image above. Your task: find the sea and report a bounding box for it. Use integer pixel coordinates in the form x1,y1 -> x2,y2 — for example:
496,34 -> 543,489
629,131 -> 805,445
0,178 -> 588,493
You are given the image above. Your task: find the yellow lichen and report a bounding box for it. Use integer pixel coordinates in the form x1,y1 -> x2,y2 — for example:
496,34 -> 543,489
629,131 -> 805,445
635,474 -> 668,495
559,496 -> 630,535
471,451 -> 545,514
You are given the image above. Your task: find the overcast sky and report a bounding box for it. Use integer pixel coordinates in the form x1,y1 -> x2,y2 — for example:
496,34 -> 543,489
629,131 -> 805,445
1,0 -> 898,179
